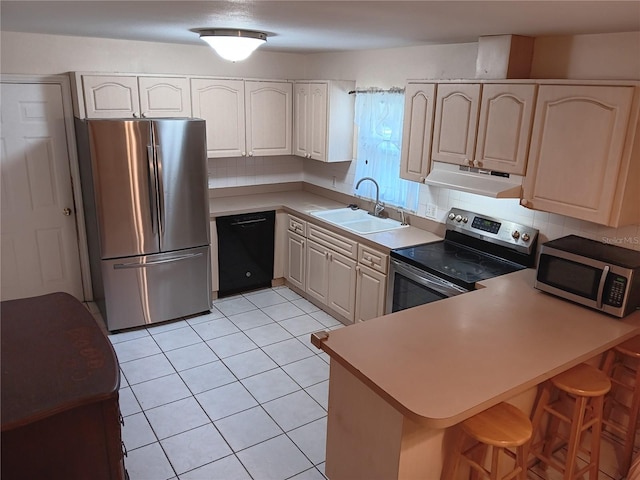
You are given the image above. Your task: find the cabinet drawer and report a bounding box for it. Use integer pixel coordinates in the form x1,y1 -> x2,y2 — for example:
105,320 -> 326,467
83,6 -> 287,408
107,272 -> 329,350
308,224 -> 357,259
357,245 -> 388,274
288,215 -> 306,236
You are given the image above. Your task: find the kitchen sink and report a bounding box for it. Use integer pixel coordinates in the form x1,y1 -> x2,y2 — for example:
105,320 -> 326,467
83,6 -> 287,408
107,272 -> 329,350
310,207 -> 408,234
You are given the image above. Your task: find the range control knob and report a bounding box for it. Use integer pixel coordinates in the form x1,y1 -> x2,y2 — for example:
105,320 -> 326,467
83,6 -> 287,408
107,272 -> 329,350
462,216 -> 468,223
512,230 -> 520,240
521,233 -> 530,242
455,215 -> 463,222
448,213 -> 456,220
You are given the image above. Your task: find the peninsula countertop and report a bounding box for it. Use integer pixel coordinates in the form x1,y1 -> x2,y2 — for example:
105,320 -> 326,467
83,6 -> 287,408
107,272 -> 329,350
208,188 -> 442,250
314,268 -> 640,429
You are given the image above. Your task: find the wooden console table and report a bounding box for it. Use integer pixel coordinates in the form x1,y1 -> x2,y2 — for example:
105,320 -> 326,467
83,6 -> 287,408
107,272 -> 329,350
1,292 -> 125,480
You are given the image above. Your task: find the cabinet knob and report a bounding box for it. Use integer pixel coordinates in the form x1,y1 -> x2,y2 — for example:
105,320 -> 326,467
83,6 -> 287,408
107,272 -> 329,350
521,199 -> 529,207
132,113 -> 138,118
419,177 -> 425,183
242,151 -> 246,156
248,152 -> 253,157
63,207 -> 72,216
474,160 -> 482,168
466,158 -> 473,166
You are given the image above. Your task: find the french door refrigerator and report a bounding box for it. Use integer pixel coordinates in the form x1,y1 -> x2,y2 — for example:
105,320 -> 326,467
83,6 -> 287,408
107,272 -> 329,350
76,118 -> 211,331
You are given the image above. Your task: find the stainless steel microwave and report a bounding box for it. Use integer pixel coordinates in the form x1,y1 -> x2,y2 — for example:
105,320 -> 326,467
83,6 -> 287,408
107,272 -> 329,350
535,235 -> 640,318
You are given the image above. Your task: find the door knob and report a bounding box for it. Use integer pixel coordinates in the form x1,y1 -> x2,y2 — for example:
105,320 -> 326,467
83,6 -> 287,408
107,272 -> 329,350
63,208 -> 72,216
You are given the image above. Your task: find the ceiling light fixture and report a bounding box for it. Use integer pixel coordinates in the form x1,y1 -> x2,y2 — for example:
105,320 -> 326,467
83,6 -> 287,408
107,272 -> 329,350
198,29 -> 267,62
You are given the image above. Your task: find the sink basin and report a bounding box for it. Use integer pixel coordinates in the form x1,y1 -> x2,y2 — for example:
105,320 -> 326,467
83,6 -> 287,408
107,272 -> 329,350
310,208 -> 408,234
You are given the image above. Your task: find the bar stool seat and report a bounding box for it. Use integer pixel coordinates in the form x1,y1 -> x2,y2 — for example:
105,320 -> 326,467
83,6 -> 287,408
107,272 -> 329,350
449,402 -> 532,480
529,363 -> 611,480
601,335 -> 640,477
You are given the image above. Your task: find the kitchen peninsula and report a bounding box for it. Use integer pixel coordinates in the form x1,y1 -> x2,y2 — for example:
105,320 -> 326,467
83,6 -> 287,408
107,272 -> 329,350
311,269 -> 640,480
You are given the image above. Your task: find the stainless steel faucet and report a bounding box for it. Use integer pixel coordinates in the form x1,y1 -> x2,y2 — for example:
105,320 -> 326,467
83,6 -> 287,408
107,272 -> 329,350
355,177 -> 384,217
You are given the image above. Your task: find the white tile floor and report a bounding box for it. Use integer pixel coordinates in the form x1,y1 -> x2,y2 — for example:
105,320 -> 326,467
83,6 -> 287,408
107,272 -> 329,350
108,286 -> 342,480
106,285 -> 630,480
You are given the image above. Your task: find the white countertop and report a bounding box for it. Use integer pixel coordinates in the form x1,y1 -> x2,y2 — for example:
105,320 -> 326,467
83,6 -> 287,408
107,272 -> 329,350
315,269 -> 640,428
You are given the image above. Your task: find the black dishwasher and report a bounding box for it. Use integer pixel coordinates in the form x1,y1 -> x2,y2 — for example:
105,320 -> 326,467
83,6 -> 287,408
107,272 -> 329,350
216,211 -> 275,297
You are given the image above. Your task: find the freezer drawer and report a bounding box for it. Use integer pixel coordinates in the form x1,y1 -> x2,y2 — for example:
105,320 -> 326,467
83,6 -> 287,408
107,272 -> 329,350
101,246 -> 211,331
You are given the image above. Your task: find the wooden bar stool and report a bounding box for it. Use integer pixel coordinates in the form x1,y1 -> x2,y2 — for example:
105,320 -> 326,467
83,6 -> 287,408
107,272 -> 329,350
601,335 -> 640,477
529,363 -> 611,480
449,402 -> 532,480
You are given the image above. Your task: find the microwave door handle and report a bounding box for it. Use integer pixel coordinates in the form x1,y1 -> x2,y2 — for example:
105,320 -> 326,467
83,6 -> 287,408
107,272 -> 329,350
596,265 -> 610,309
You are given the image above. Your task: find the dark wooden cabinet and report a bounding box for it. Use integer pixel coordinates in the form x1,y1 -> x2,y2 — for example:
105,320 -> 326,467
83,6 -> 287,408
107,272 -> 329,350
1,293 -> 125,480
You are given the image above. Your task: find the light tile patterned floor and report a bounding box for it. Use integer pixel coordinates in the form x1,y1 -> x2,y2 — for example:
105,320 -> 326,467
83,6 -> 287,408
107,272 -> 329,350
107,285 -> 629,480
108,286 -> 340,480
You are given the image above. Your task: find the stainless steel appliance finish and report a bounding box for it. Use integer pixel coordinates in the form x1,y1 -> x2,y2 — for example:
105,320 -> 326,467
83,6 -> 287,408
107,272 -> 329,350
386,208 -> 538,314
536,235 -> 640,318
76,118 -> 211,331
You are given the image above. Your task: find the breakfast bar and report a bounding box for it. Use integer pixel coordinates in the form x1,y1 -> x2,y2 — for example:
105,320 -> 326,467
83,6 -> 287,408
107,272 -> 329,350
312,269 -> 640,480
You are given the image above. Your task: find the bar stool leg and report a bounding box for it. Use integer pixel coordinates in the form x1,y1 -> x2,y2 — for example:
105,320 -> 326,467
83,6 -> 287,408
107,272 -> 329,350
565,395 -> 588,480
489,446 -> 501,480
591,394 -> 605,480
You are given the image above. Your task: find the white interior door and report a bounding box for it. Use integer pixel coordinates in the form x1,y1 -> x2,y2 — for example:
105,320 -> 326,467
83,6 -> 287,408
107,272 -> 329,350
1,82 -> 83,301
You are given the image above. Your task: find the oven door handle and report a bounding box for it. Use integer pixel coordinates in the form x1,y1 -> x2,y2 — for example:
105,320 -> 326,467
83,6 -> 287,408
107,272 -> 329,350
390,259 -> 469,297
596,265 -> 610,309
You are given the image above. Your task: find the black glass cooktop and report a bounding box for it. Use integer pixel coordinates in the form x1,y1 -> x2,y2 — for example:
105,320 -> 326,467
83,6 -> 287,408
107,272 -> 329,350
390,240 -> 526,290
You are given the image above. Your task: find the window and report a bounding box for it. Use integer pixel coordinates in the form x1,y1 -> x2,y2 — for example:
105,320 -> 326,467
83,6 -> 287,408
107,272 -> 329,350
352,90 -> 419,212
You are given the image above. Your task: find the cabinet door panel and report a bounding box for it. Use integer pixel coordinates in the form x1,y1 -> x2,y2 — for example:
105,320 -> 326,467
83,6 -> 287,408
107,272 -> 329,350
82,75 -> 139,118
286,231 -> 305,291
245,81 -> 292,156
432,84 -> 480,166
191,79 -> 245,158
309,83 -> 328,161
355,265 -> 386,323
139,77 -> 190,118
523,85 -> 634,225
306,240 -> 329,304
400,83 -> 436,182
475,84 -> 536,174
294,83 -> 310,157
327,252 -> 357,322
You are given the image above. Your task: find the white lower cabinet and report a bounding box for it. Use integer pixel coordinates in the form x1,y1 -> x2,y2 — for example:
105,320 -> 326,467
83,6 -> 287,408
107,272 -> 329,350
355,244 -> 388,322
326,249 -> 357,320
355,265 -> 387,323
285,214 -> 387,324
286,230 -> 306,291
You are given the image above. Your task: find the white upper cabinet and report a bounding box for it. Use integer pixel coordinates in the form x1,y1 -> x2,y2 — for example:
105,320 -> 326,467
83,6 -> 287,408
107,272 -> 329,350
137,77 -> 191,118
192,78 -> 292,158
76,74 -> 190,118
522,84 -> 639,226
429,82 -> 536,175
432,83 -> 481,167
293,80 -> 355,162
475,84 -> 536,174
399,83 -> 436,182
245,80 -> 293,157
191,78 -> 246,158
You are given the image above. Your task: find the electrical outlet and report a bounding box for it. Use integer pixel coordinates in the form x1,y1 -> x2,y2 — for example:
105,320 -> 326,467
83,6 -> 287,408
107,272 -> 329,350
426,204 -> 438,219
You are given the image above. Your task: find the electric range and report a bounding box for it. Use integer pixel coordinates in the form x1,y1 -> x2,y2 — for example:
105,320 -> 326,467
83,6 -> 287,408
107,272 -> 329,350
386,208 -> 539,313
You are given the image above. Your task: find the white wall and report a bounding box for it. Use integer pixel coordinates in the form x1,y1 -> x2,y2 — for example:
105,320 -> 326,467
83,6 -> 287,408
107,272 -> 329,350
2,30 -> 639,248
0,31 -> 307,78
298,31 -> 640,250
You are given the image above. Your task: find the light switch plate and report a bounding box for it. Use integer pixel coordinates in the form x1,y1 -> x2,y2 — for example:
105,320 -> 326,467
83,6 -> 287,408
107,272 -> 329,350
426,204 -> 437,219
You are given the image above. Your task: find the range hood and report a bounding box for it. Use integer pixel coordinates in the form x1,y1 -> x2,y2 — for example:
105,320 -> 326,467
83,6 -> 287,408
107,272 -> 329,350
424,162 -> 523,198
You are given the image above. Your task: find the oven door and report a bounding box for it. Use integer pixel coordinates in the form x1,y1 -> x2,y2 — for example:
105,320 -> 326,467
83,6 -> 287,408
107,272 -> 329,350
386,258 -> 470,314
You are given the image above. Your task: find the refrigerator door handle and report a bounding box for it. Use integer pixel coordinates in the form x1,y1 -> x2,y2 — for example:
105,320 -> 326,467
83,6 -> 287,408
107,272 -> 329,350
113,252 -> 204,269
146,145 -> 158,234
155,144 -> 166,241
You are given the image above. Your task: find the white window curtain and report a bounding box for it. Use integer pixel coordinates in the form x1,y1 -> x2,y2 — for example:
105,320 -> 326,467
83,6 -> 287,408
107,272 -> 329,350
352,90 -> 419,212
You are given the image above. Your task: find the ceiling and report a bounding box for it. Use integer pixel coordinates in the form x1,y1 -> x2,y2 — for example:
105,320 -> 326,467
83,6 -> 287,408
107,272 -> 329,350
1,1 -> 639,54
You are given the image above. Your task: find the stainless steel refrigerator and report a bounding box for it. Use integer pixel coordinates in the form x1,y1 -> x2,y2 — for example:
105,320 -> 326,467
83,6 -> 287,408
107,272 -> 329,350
76,118 -> 211,331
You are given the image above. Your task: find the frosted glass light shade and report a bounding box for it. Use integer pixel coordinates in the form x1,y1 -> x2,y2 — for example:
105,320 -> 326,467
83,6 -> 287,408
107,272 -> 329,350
199,30 -> 267,62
